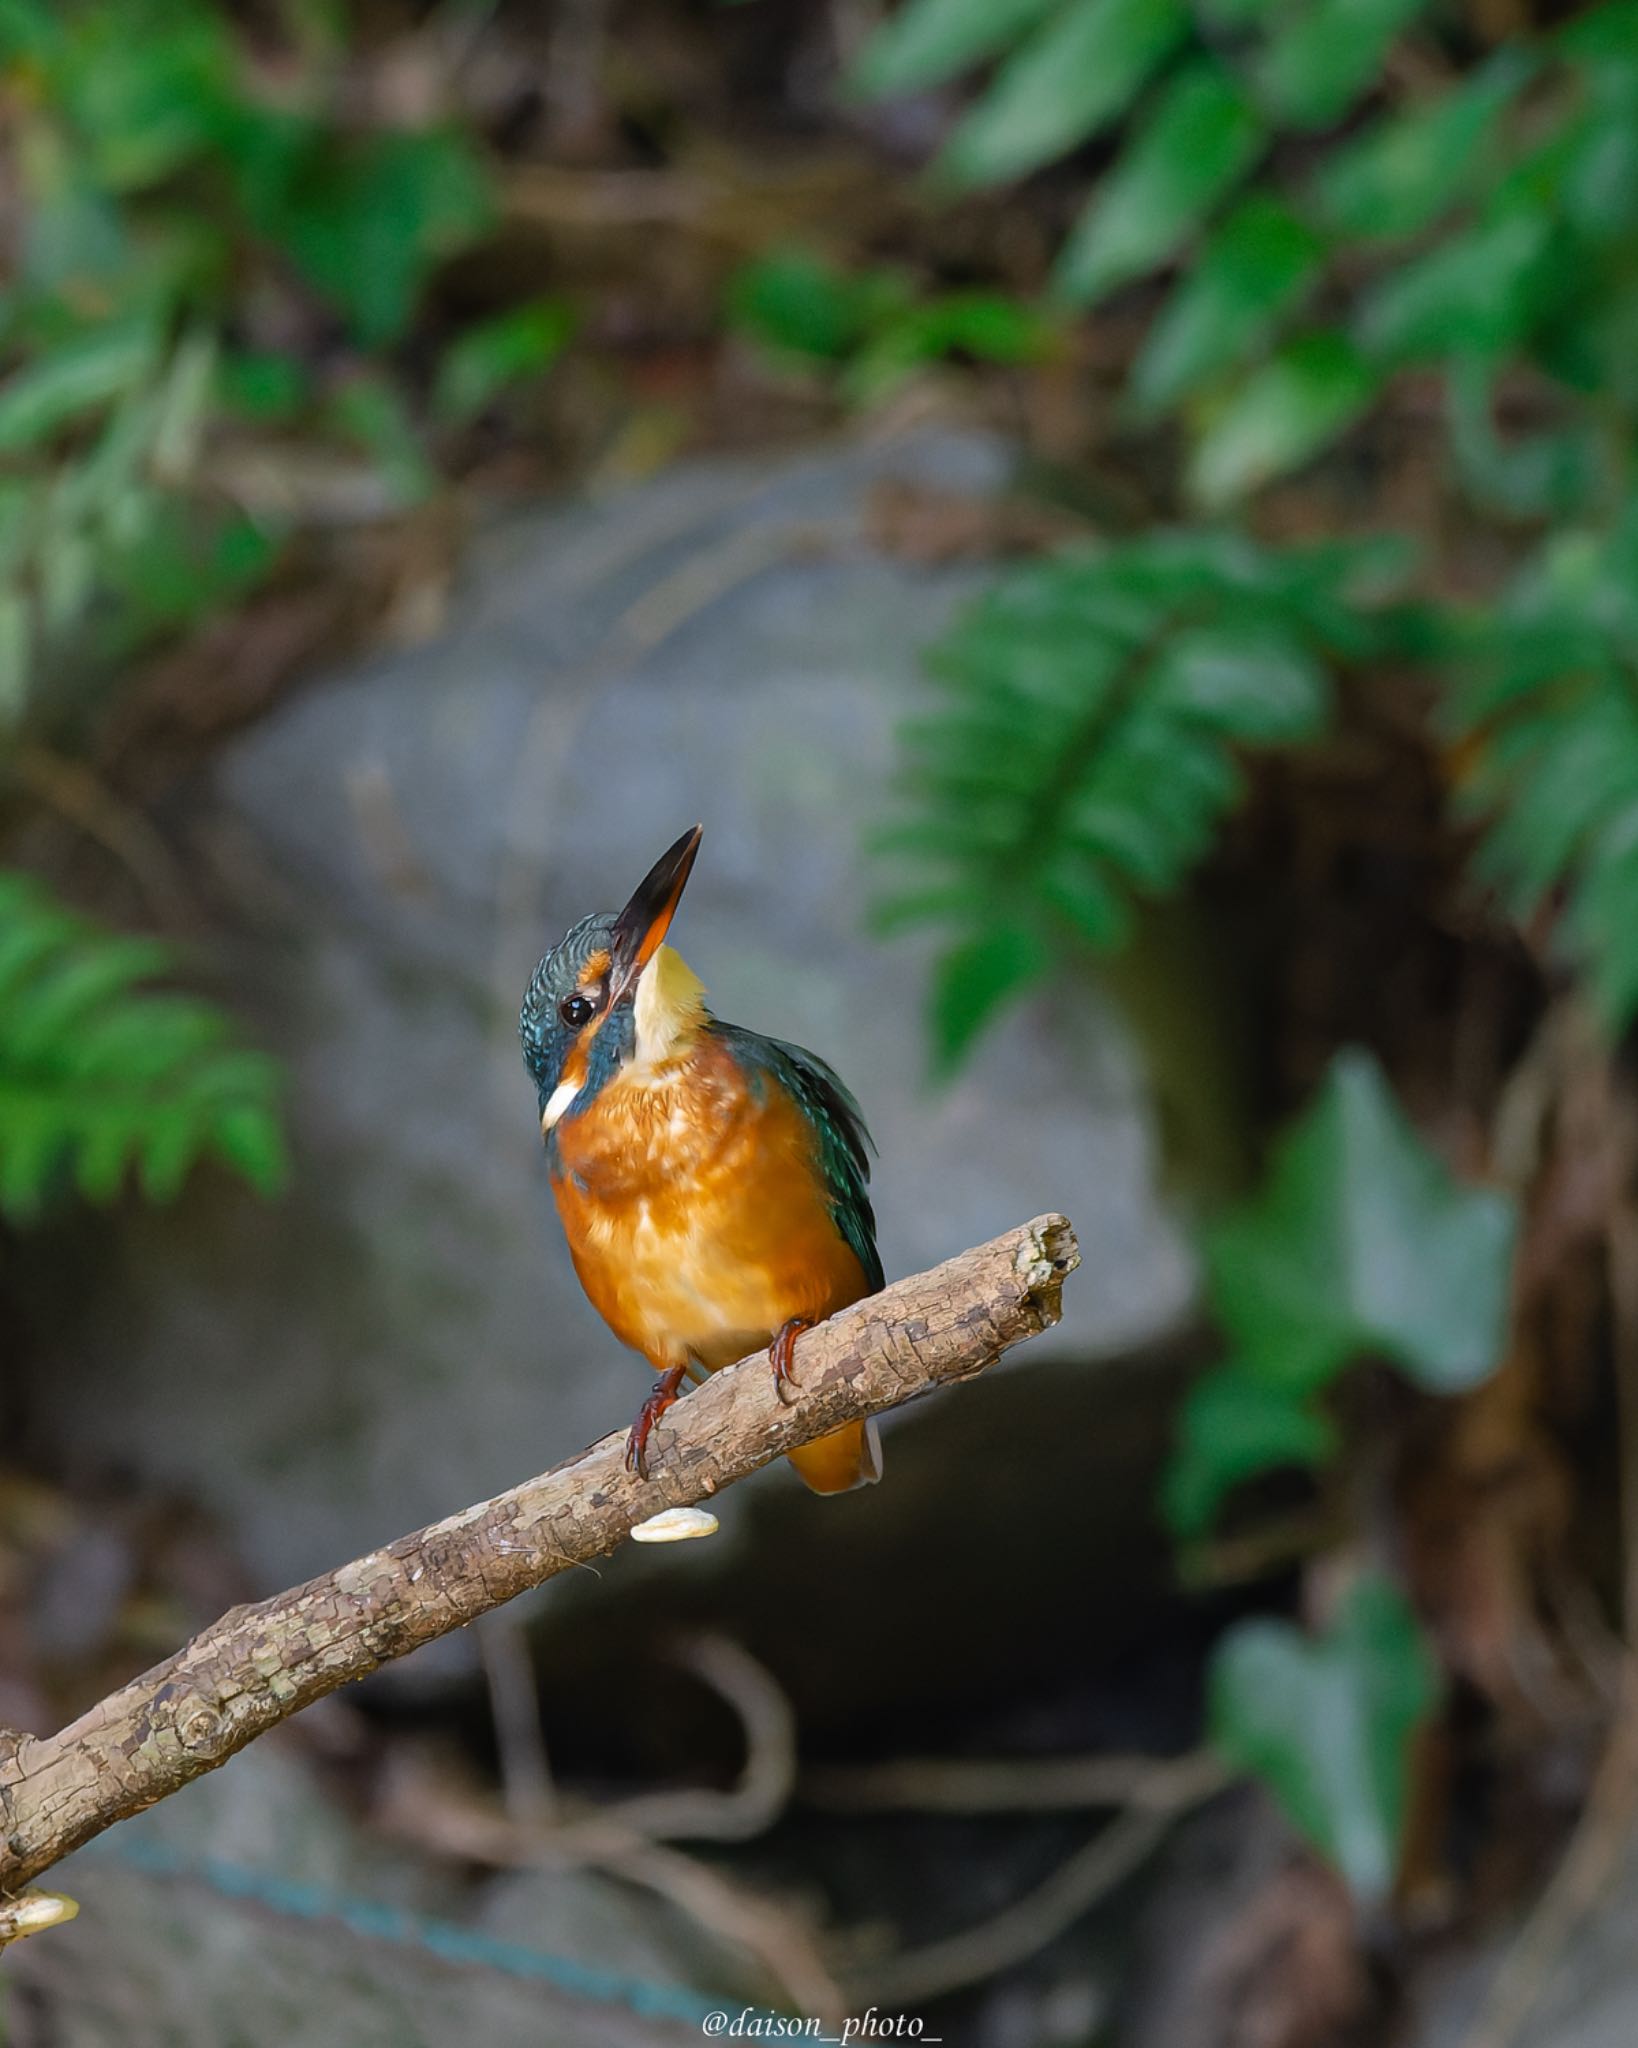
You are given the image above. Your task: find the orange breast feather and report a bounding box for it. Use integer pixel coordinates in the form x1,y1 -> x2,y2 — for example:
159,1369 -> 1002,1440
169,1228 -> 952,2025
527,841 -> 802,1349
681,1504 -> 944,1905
549,1036 -> 869,1373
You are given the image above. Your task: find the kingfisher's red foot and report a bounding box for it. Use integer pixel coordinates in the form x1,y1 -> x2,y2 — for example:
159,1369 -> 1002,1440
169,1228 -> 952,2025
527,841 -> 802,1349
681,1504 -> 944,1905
626,1363 -> 689,1478
769,1318 -> 815,1405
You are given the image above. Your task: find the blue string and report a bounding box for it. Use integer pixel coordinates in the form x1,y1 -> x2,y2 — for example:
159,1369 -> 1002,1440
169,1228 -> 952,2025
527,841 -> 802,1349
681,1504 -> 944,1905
82,1835 -> 738,2028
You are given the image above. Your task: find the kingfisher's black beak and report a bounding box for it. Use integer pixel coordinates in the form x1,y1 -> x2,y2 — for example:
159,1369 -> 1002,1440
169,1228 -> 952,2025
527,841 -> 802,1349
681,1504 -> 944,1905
609,825 -> 702,1005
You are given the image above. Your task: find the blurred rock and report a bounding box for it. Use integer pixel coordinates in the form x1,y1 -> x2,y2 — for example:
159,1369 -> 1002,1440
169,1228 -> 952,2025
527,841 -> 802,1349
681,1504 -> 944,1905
1406,1798 -> 1638,2048
6,1744 -> 727,2047
32,428 -> 1195,1692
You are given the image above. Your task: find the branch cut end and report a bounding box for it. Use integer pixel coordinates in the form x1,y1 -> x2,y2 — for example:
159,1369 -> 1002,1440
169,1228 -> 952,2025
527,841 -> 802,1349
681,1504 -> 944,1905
1014,1212 -> 1080,1321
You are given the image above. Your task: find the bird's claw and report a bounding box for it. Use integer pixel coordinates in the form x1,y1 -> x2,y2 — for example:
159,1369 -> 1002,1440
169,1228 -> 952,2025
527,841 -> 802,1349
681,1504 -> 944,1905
769,1318 -> 814,1406
626,1365 -> 688,1479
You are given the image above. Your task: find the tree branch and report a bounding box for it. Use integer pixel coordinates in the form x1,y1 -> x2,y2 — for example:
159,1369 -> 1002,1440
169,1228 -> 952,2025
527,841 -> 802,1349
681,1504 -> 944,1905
0,1214 -> 1078,1895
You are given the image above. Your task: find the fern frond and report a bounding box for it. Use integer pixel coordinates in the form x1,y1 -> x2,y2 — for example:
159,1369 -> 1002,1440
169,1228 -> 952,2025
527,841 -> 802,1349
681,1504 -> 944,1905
875,533 -> 1414,1069
0,870 -> 286,1223
1449,515 -> 1638,1028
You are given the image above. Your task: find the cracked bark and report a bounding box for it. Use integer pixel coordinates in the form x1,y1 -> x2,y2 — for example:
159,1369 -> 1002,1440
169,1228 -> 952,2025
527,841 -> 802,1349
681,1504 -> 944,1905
0,1213 -> 1078,1895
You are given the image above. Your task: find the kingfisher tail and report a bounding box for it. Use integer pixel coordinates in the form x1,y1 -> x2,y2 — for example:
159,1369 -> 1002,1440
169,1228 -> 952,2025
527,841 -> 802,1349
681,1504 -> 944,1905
786,1418 -> 882,1495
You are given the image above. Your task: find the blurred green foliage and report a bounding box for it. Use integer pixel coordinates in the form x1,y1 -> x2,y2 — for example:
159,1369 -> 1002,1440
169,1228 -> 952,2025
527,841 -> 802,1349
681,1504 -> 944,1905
864,0 -> 1638,1041
0,870 -> 284,1221
1452,508 -> 1638,1032
1164,1052 -> 1518,1539
0,0 -> 570,1219
855,0 -> 1633,508
728,247 -> 1054,402
1210,1573 -> 1439,1908
0,0 -> 568,725
874,534 -> 1415,1069
1165,1056 -> 1511,1900
853,0 -> 1635,1902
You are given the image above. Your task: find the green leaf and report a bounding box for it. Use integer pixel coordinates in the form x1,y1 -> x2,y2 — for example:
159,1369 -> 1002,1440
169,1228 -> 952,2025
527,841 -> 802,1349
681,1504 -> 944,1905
103,503 -> 281,631
1448,514 -> 1638,1032
1559,68 -> 1638,244
54,0 -> 236,192
937,0 -> 1190,190
728,249 -> 908,361
1314,51 -> 1534,243
0,870 -> 286,1223
432,298 -> 576,423
1445,356 -> 1604,521
1188,333 -> 1377,507
1145,622 -> 1331,739
0,588 -> 31,726
1559,0 -> 1638,64
878,536 -> 1394,1074
209,1100 -> 288,1196
844,290 -> 1053,399
217,349 -> 312,424
1054,60 -> 1265,307
1207,1049 -> 1517,1396
1210,1574 -> 1439,1904
929,922 -> 1050,1073
851,0 -> 1063,96
1359,203 -> 1555,365
1130,197 -> 1323,416
328,374 -> 435,507
1197,0 -> 1277,23
265,127 -> 494,345
0,319 -> 158,450
1163,1364 -> 1337,1538
1255,0 -> 1430,130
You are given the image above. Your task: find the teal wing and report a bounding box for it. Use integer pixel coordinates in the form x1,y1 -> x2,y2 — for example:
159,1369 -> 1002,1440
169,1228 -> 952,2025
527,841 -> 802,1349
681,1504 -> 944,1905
714,1023 -> 884,1294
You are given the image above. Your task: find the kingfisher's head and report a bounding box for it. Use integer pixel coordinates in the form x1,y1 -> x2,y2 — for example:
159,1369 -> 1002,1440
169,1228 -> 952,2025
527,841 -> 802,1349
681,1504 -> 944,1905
519,825 -> 707,1132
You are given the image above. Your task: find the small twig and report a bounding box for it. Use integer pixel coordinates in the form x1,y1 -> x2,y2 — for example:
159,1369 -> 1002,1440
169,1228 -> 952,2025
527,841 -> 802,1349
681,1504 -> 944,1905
478,1612 -> 558,1830
801,1748 -> 1227,1817
0,1216 -> 1077,1895
846,1754 -> 1229,2008
590,1636 -> 796,1845
375,1744 -> 841,2020
10,745 -> 196,927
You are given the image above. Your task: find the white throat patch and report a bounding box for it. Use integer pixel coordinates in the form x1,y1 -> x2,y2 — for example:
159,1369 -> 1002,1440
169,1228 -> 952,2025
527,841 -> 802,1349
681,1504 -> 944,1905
541,1077 -> 581,1130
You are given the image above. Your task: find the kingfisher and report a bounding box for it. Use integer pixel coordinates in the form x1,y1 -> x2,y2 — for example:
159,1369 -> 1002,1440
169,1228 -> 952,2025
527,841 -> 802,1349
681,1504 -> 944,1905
518,826 -> 884,1495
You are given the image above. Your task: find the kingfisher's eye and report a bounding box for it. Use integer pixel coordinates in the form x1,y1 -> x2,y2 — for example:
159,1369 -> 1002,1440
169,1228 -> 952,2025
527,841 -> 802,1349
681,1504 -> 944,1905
559,992 -> 595,1030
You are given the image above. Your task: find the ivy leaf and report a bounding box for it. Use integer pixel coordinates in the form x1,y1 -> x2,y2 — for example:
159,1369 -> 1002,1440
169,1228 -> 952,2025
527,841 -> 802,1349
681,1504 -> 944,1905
261,127 -> 493,346
937,0 -> 1189,190
1054,60 -> 1265,307
1188,332 -> 1378,507
1130,197 -> 1323,417
1163,1364 -> 1337,1539
1207,1049 -> 1516,1396
1210,1574 -> 1439,1905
